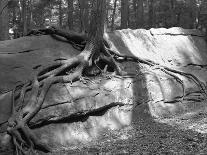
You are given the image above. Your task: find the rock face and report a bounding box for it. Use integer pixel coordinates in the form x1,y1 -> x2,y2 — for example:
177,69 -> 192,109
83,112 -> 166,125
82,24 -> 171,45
0,27 -> 207,152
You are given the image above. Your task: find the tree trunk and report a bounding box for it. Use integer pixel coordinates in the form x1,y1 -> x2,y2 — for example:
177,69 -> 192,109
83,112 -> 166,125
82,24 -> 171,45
111,0 -> 117,31
148,0 -> 154,28
133,0 -> 144,28
3,1 -> 111,153
79,0 -> 89,33
188,0 -> 197,29
27,0 -> 33,30
169,0 -> 176,27
12,5 -> 17,38
137,0 -> 144,28
133,0 -> 137,28
22,0 -> 27,36
106,0 -> 110,31
67,0 -> 73,30
121,0 -> 128,29
0,0 -> 9,40
59,0 -> 63,28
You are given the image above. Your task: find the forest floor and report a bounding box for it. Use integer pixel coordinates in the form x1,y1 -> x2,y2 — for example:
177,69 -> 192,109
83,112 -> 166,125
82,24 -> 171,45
51,104 -> 207,155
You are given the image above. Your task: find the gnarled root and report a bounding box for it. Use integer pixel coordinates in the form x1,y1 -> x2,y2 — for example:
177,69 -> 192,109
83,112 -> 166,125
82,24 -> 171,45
6,27 -> 207,154
107,48 -> 207,99
6,33 -> 125,154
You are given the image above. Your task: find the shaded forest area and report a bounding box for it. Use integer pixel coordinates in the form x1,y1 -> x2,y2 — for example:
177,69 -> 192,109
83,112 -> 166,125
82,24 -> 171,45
1,0 -> 207,154
0,0 -> 207,41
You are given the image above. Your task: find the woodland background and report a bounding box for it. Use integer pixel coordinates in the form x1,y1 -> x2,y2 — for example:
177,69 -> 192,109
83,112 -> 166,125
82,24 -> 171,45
1,1 -> 207,154
0,0 -> 207,41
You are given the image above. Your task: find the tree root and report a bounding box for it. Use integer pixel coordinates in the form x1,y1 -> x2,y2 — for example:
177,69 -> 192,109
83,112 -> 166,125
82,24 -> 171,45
4,27 -> 207,154
6,28 -> 128,154
107,48 -> 207,98
29,102 -> 124,129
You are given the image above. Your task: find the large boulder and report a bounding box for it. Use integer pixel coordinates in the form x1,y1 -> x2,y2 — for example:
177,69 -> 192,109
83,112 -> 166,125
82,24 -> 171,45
0,27 -> 207,153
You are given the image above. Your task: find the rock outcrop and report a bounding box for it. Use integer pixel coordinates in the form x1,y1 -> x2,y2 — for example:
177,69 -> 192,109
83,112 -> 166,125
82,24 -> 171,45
0,27 -> 207,152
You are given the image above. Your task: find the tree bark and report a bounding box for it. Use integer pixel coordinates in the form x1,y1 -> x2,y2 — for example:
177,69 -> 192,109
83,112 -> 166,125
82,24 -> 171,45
148,0 -> 155,28
133,0 -> 144,28
169,0 -> 176,27
58,0 -> 63,28
188,0 -> 197,29
121,0 -> 128,29
0,0 -> 9,40
89,0 -> 105,38
27,0 -> 33,30
137,0 -> 144,28
22,0 -> 28,36
133,0 -> 137,28
67,0 -> 74,30
79,0 -> 89,33
111,0 -> 117,31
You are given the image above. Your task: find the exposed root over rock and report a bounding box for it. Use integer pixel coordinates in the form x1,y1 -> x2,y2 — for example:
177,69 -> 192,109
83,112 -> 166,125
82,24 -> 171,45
5,25 -> 129,154
2,24 -> 207,154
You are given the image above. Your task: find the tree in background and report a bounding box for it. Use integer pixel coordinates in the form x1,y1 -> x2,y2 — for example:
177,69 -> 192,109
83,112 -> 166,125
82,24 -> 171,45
58,0 -> 63,28
121,0 -> 128,29
0,0 -> 9,41
0,0 -> 207,40
133,0 -> 144,28
148,0 -> 155,28
22,0 -> 28,35
111,0 -> 117,30
67,0 -> 74,30
187,0 -> 197,28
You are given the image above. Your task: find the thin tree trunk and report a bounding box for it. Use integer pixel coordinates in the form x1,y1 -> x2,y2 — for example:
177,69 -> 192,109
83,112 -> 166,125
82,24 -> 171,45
133,0 -> 137,28
106,0 -> 110,31
12,5 -> 18,39
28,0 -> 33,30
133,0 -> 144,28
127,1 -> 130,28
12,6 -> 16,27
22,0 -> 27,36
78,0 -> 83,32
67,0 -> 73,30
59,0 -> 63,28
169,0 -> 176,27
188,0 -> 197,29
148,0 -> 154,28
111,0 -> 117,31
196,3 -> 201,29
121,0 -> 128,29
137,0 -> 144,28
0,0 -> 9,40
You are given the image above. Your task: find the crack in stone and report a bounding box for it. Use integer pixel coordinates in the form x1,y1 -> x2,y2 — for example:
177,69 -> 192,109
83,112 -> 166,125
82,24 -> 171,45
0,49 -> 39,55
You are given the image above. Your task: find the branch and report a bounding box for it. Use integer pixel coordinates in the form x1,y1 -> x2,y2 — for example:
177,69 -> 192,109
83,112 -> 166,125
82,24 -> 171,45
30,102 -> 124,129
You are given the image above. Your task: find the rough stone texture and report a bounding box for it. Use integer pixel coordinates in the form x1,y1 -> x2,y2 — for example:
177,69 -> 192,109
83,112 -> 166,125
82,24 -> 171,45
106,28 -> 207,118
0,28 -> 207,153
0,35 -> 79,92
